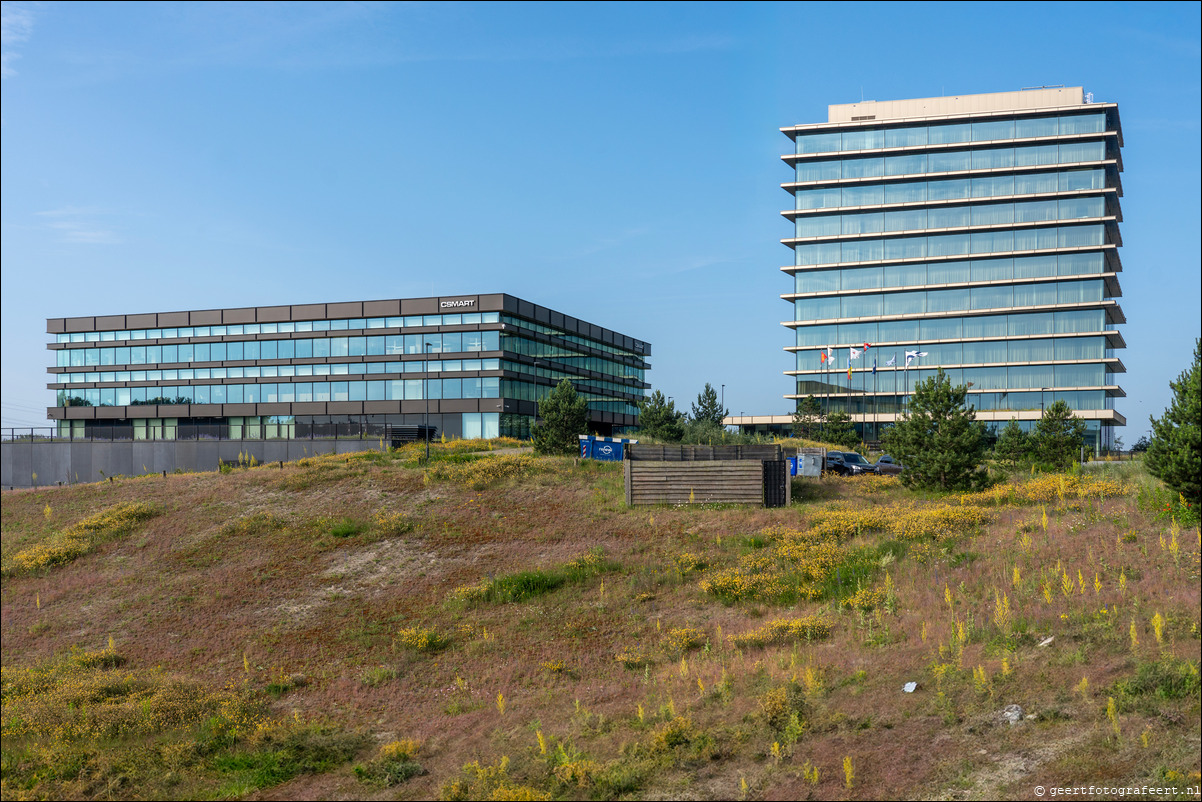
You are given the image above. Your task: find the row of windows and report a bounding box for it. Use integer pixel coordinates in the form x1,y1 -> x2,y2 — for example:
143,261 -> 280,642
55,412 -> 509,441
54,359 -> 503,385
794,363 -> 1110,393
55,312 -> 504,344
795,280 -> 1105,321
496,361 -> 643,401
499,333 -> 645,382
56,331 -> 502,368
52,331 -> 644,391
793,309 -> 1108,346
499,380 -> 639,417
794,224 -> 1107,265
796,141 -> 1107,183
796,197 -> 1106,238
52,358 -> 641,403
793,253 -> 1105,294
59,377 -> 504,407
793,112 -> 1107,154
795,336 -> 1108,371
501,316 -> 646,362
795,168 -> 1106,211
794,390 -> 1112,415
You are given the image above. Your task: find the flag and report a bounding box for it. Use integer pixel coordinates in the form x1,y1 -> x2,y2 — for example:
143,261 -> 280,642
872,357 -> 877,374
826,346 -> 834,363
848,361 -> 852,380
850,347 -> 862,360
863,343 -> 871,351
886,355 -> 896,367
820,350 -> 827,364
905,350 -> 928,367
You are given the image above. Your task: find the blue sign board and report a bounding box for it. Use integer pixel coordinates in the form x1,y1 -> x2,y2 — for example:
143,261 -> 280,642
578,435 -> 638,461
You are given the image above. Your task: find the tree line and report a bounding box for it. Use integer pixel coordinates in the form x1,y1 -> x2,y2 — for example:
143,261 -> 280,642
530,339 -> 1199,509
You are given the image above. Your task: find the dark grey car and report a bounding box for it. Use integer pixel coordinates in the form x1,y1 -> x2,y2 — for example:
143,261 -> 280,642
874,454 -> 904,475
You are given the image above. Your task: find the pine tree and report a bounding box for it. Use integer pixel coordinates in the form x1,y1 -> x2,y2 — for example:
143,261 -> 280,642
881,369 -> 987,491
530,378 -> 590,455
690,383 -> 728,427
1031,400 -> 1087,469
1146,339 -> 1201,504
992,419 -> 1031,469
823,411 -> 860,450
791,395 -> 823,440
637,390 -> 685,442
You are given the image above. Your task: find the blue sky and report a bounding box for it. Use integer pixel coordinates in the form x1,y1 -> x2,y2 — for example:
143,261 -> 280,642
2,1 -> 1199,437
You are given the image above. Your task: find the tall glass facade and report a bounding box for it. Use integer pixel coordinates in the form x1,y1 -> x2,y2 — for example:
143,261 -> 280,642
780,88 -> 1125,450
46,294 -> 650,440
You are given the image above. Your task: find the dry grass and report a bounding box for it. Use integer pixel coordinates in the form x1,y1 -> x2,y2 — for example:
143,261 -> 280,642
1,450 -> 1198,800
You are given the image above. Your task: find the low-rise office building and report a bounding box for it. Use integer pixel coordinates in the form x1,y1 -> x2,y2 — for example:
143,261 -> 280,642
46,294 -> 650,440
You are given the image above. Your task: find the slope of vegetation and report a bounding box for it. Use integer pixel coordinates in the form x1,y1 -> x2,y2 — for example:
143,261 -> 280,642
2,442 -> 1198,800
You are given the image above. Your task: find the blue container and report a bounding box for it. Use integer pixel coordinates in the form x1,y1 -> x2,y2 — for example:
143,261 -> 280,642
578,435 -> 637,461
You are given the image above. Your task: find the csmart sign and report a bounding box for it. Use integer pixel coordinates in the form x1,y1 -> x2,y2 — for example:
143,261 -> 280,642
440,299 -> 476,309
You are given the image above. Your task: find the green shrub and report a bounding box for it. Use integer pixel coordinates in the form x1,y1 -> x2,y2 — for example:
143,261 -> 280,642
329,518 -> 365,538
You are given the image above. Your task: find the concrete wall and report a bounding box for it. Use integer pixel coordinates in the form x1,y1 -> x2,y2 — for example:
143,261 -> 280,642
827,87 -> 1086,123
1,439 -> 379,489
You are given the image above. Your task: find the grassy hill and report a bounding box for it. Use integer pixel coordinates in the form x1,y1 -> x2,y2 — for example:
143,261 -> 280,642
1,443 -> 1199,800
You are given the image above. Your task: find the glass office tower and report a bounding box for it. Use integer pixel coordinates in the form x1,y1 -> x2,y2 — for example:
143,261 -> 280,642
781,87 -> 1125,451
47,294 -> 650,441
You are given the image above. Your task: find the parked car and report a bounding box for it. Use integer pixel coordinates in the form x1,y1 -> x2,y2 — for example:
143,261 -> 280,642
824,451 -> 879,476
874,454 -> 905,475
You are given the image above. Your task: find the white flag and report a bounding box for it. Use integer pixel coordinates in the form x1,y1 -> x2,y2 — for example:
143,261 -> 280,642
905,350 -> 928,367
850,347 -> 862,360
886,355 -> 896,367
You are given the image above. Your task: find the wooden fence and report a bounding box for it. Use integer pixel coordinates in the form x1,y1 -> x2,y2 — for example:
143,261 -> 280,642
624,459 -> 787,507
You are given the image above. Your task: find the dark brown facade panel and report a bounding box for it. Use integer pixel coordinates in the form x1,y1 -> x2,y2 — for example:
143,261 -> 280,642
291,401 -> 327,415
158,311 -> 189,327
223,403 -> 257,417
95,406 -> 126,419
440,399 -> 479,414
96,315 -> 126,331
363,401 -> 399,415
223,307 -> 256,324
400,399 -> 443,415
190,404 -> 223,417
517,299 -> 535,319
256,403 -> 294,417
292,303 -> 326,320
191,309 -> 222,325
534,304 -> 550,325
478,294 -> 505,311
325,301 -> 362,319
64,407 -> 95,420
125,313 -> 157,329
363,299 -> 400,317
47,319 -> 67,334
257,305 -> 291,323
64,317 -> 97,333
327,401 -> 365,416
402,298 -> 438,315
47,408 -> 66,419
